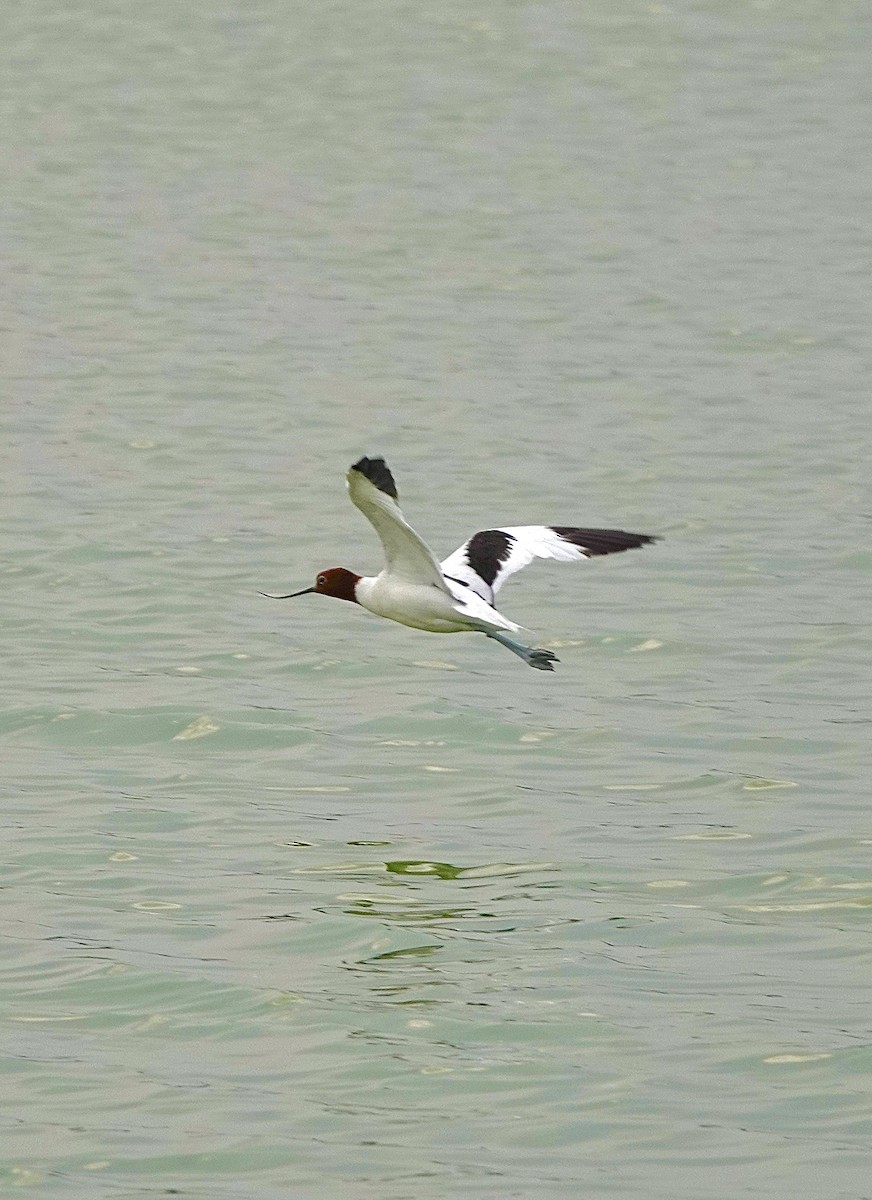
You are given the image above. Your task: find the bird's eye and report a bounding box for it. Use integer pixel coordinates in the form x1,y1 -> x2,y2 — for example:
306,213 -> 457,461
317,574 -> 327,586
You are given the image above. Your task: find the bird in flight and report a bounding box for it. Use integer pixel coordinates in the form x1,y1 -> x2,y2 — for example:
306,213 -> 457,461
262,457 -> 657,671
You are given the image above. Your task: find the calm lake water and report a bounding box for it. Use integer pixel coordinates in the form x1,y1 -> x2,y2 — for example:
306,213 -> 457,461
3,1 -> 871,1197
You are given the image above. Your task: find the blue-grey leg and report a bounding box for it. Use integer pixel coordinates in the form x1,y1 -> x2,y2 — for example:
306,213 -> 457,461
485,631 -> 559,671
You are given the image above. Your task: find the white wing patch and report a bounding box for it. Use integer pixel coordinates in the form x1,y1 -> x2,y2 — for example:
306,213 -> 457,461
442,576 -> 522,633
346,461 -> 449,591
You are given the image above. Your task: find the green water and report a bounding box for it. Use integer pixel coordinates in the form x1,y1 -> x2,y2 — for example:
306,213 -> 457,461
3,1 -> 871,1197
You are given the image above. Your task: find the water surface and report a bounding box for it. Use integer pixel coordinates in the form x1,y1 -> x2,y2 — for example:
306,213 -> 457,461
3,1 -> 871,1197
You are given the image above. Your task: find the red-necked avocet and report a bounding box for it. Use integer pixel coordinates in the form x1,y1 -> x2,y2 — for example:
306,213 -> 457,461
262,457 -> 657,671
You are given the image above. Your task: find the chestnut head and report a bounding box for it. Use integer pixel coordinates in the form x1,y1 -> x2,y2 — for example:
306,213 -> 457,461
260,566 -> 360,604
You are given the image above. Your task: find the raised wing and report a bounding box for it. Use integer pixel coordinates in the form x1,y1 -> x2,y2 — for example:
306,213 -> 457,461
441,526 -> 657,604
346,457 -> 449,590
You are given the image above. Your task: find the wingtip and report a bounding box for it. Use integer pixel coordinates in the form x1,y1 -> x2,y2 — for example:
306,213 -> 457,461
349,456 -> 398,500
550,527 -> 659,555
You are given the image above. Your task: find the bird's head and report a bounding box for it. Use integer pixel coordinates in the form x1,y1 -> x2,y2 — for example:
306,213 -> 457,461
261,567 -> 360,603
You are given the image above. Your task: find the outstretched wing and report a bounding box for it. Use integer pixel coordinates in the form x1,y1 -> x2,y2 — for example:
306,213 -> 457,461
441,526 -> 657,604
346,457 -> 449,590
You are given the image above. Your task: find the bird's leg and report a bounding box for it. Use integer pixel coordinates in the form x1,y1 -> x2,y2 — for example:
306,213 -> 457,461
485,631 -> 559,672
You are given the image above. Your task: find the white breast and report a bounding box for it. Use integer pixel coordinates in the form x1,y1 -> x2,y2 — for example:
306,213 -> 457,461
356,574 -> 521,636
356,575 -> 478,633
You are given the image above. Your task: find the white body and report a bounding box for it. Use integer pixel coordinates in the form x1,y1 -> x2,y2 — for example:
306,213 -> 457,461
355,573 -> 520,635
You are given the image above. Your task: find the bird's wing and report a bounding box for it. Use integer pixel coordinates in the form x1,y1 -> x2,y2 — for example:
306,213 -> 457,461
346,457 -> 450,590
441,526 -> 657,604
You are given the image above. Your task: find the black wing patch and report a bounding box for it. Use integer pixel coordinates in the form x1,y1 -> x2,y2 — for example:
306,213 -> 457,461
550,527 -> 657,556
350,456 -> 398,500
464,529 -> 516,587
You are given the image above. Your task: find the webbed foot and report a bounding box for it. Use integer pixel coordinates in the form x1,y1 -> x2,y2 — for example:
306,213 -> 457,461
527,647 -> 559,671
485,631 -> 560,671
